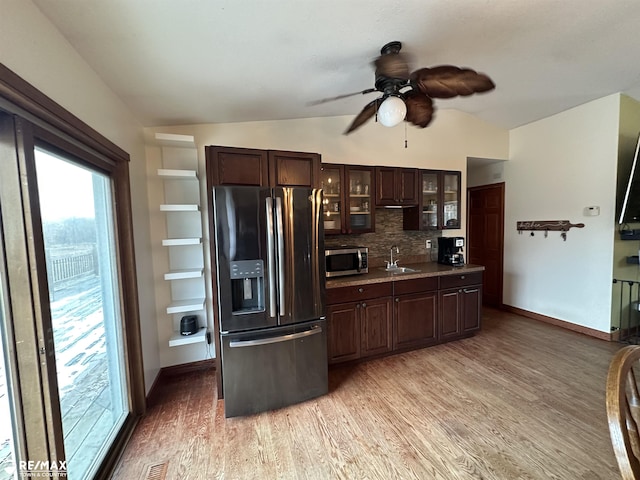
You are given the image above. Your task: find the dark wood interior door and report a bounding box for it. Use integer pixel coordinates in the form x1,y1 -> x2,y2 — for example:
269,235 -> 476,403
467,183 -> 505,308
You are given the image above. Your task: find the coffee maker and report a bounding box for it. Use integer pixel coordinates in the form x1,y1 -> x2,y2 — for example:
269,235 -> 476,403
438,237 -> 465,266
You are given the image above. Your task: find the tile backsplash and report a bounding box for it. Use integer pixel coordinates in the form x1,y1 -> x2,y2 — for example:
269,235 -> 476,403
324,208 -> 442,266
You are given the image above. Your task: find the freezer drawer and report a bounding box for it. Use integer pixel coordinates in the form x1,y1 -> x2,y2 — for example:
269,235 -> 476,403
220,319 -> 328,417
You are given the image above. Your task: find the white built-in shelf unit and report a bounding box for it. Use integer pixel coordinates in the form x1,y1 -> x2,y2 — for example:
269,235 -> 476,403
155,132 -> 207,348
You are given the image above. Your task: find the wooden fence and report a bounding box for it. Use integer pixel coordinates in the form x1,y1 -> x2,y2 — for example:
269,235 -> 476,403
46,246 -> 98,288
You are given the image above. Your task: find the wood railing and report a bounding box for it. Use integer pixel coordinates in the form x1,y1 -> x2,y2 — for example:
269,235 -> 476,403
46,246 -> 98,288
613,278 -> 640,343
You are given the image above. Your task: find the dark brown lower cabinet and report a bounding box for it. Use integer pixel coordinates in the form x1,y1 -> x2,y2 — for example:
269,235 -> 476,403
360,298 -> 393,357
326,297 -> 392,364
327,271 -> 482,365
327,283 -> 393,364
439,289 -> 463,340
461,286 -> 482,333
439,272 -> 483,340
327,301 -> 361,363
393,292 -> 438,350
393,277 -> 438,350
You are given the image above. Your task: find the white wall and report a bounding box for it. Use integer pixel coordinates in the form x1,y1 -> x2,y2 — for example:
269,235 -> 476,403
146,111 -> 509,365
505,94 -> 621,333
468,159 -> 507,188
2,1 -> 160,392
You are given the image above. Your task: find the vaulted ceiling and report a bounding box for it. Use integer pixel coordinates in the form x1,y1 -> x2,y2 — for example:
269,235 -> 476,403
32,0 -> 640,131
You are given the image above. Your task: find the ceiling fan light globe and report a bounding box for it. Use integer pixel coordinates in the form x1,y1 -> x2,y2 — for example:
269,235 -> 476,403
378,96 -> 406,127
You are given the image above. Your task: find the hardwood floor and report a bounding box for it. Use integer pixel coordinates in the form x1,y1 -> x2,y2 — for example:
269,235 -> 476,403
112,308 -> 623,479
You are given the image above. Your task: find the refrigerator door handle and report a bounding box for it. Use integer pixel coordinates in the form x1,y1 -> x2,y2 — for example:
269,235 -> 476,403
265,197 -> 277,318
275,196 -> 286,317
229,324 -> 323,348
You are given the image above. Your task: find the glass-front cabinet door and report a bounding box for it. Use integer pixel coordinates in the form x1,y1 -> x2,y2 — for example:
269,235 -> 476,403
321,165 -> 343,234
442,171 -> 461,229
413,170 -> 461,230
421,171 -> 439,230
321,164 -> 375,235
345,166 -> 374,233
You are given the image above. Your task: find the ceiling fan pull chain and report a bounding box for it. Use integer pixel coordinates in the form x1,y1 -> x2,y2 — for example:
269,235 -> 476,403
404,122 -> 408,148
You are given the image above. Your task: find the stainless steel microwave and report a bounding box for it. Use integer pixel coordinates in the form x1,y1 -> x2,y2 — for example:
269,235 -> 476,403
325,246 -> 368,277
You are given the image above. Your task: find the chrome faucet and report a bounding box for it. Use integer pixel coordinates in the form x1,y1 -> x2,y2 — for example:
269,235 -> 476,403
386,245 -> 400,270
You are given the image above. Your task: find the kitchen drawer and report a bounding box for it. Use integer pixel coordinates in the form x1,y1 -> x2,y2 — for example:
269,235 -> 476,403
326,282 -> 393,305
438,272 -> 483,289
393,276 -> 438,296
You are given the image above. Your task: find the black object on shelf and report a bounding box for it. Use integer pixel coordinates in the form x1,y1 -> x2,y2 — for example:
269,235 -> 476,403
620,229 -> 640,240
627,255 -> 640,265
180,315 -> 199,335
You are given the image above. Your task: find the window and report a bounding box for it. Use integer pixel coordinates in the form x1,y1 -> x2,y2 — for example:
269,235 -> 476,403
0,64 -> 144,480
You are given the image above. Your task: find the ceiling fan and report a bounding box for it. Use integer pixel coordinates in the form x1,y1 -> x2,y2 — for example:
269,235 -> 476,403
312,41 -> 495,134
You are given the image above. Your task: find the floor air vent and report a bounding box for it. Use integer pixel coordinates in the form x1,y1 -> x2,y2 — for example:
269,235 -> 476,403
144,462 -> 168,480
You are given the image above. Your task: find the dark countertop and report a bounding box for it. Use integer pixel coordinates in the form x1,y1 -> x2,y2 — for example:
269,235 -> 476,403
326,262 -> 485,288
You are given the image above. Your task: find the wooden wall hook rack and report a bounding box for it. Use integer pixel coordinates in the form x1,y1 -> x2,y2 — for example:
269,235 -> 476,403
516,220 -> 585,241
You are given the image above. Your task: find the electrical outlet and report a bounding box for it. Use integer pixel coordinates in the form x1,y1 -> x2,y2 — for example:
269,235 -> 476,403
425,240 -> 432,249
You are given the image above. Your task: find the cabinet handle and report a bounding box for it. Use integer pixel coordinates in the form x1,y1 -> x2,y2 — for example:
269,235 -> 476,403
356,303 -> 361,308
463,288 -> 479,294
461,275 -> 465,279
362,302 -> 367,308
395,298 -> 399,302
358,288 -> 364,293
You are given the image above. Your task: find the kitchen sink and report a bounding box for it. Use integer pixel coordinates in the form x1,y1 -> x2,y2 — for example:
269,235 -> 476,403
380,267 -> 420,274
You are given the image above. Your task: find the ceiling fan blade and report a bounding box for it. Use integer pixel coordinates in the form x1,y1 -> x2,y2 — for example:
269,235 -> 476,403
308,88 -> 377,106
344,99 -> 379,135
404,91 -> 434,128
374,53 -> 410,80
410,66 -> 495,98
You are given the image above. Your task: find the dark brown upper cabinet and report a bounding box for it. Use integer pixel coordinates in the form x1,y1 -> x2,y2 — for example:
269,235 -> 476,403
374,167 -> 419,206
207,146 -> 269,186
206,146 -> 321,188
403,170 -> 461,231
268,150 -> 321,188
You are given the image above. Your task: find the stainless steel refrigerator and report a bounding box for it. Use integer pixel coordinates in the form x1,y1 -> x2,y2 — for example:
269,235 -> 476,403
212,185 -> 327,417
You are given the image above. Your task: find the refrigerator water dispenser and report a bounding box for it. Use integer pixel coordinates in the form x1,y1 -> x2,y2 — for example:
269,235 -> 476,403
230,260 -> 264,314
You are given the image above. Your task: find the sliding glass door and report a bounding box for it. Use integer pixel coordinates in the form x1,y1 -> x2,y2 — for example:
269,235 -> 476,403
34,148 -> 128,479
0,103 -> 144,480
0,250 -> 17,480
